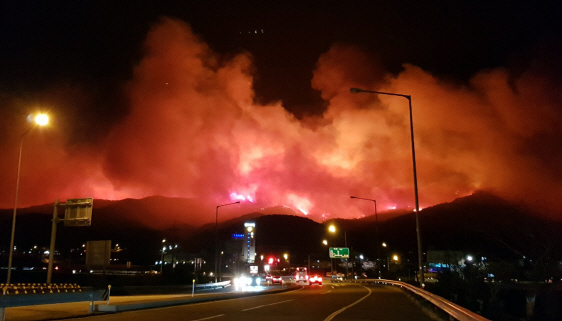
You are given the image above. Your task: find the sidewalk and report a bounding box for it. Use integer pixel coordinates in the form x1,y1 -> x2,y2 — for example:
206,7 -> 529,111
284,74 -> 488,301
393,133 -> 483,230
3,286 -> 297,321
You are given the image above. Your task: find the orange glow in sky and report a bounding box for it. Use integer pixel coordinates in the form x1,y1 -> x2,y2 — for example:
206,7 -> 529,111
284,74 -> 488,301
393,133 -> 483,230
1,18 -> 561,226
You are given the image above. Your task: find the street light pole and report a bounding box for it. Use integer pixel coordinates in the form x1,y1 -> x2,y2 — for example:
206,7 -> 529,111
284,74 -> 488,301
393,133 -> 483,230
7,114 -> 49,284
160,239 -> 166,273
350,88 -> 424,286
323,239 -> 333,276
344,231 -> 348,280
329,224 -> 349,280
219,251 -> 223,282
350,196 -> 380,279
215,201 -> 240,283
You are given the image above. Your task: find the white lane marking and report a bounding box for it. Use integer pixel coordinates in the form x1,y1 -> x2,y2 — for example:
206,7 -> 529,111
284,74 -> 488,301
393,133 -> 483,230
191,314 -> 225,321
323,285 -> 372,321
241,299 -> 294,311
321,290 -> 332,294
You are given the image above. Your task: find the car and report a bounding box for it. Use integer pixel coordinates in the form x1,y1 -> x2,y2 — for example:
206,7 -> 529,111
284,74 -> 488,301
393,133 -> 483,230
309,274 -> 323,285
295,267 -> 309,284
271,274 -> 283,284
265,273 -> 283,284
233,274 -> 261,290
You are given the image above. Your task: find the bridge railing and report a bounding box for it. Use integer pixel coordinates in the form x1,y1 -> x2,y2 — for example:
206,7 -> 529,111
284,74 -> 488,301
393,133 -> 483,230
1,283 -> 82,295
1,284 -> 102,321
352,279 -> 490,321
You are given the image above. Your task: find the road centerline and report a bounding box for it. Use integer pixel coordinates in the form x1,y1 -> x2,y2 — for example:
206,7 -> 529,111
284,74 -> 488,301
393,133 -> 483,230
241,299 -> 294,311
191,314 -> 225,321
323,285 -> 373,321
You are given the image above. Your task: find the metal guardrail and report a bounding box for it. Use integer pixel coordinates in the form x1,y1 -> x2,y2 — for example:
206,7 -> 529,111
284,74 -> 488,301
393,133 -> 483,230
195,281 -> 230,289
352,279 -> 490,321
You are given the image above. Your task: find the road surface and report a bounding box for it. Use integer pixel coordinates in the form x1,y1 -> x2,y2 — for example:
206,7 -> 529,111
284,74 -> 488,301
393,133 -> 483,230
62,283 -> 435,321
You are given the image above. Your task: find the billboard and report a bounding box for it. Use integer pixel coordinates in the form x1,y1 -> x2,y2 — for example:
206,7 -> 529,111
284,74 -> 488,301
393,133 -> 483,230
86,240 -> 111,267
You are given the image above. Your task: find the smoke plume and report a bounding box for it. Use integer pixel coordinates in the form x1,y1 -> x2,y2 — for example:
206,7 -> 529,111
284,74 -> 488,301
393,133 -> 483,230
1,18 -> 560,226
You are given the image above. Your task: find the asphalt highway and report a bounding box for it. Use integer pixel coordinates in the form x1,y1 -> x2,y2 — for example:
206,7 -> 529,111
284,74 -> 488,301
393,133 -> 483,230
62,283 -> 435,321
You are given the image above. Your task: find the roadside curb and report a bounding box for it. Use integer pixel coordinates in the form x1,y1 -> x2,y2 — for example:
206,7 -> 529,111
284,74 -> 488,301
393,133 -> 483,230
95,285 -> 300,313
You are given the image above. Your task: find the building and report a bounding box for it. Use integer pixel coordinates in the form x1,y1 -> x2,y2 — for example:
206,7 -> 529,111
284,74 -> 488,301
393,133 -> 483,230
241,222 -> 256,263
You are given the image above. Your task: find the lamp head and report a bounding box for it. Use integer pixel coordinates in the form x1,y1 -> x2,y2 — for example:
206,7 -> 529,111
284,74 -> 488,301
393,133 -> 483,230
28,113 -> 49,126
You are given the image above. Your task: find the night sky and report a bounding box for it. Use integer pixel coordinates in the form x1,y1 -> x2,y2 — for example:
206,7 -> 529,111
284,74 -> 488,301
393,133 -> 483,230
1,1 -> 561,224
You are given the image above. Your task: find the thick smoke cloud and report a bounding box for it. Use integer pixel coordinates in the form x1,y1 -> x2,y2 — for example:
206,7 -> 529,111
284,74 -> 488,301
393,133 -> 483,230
1,18 -> 560,227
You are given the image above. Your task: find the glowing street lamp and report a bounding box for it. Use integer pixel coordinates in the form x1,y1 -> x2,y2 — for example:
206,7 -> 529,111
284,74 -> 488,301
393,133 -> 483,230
215,201 -> 240,282
350,87 -> 424,287
7,113 -> 49,284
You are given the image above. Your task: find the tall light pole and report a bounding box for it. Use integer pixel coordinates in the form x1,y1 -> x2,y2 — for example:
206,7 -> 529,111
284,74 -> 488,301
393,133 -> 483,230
322,239 -> 333,276
160,239 -> 166,273
215,201 -> 240,282
328,224 -> 348,279
350,196 -> 381,279
350,87 -> 424,286
7,113 -> 49,284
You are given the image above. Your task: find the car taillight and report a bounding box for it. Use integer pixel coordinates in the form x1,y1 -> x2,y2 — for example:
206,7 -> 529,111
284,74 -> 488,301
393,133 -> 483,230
306,275 -> 309,280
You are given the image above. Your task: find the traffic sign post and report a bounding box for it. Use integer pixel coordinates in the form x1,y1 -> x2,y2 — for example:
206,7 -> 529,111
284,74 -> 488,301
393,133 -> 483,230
329,247 -> 349,259
47,198 -> 94,284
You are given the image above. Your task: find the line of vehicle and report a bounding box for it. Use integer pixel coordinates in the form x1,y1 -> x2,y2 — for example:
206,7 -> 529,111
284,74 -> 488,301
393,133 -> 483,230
191,314 -> 225,321
241,299 -> 294,311
323,285 -> 373,321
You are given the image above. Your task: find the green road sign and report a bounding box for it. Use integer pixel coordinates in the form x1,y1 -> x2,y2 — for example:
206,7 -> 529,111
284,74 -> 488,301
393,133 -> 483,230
329,247 -> 349,258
